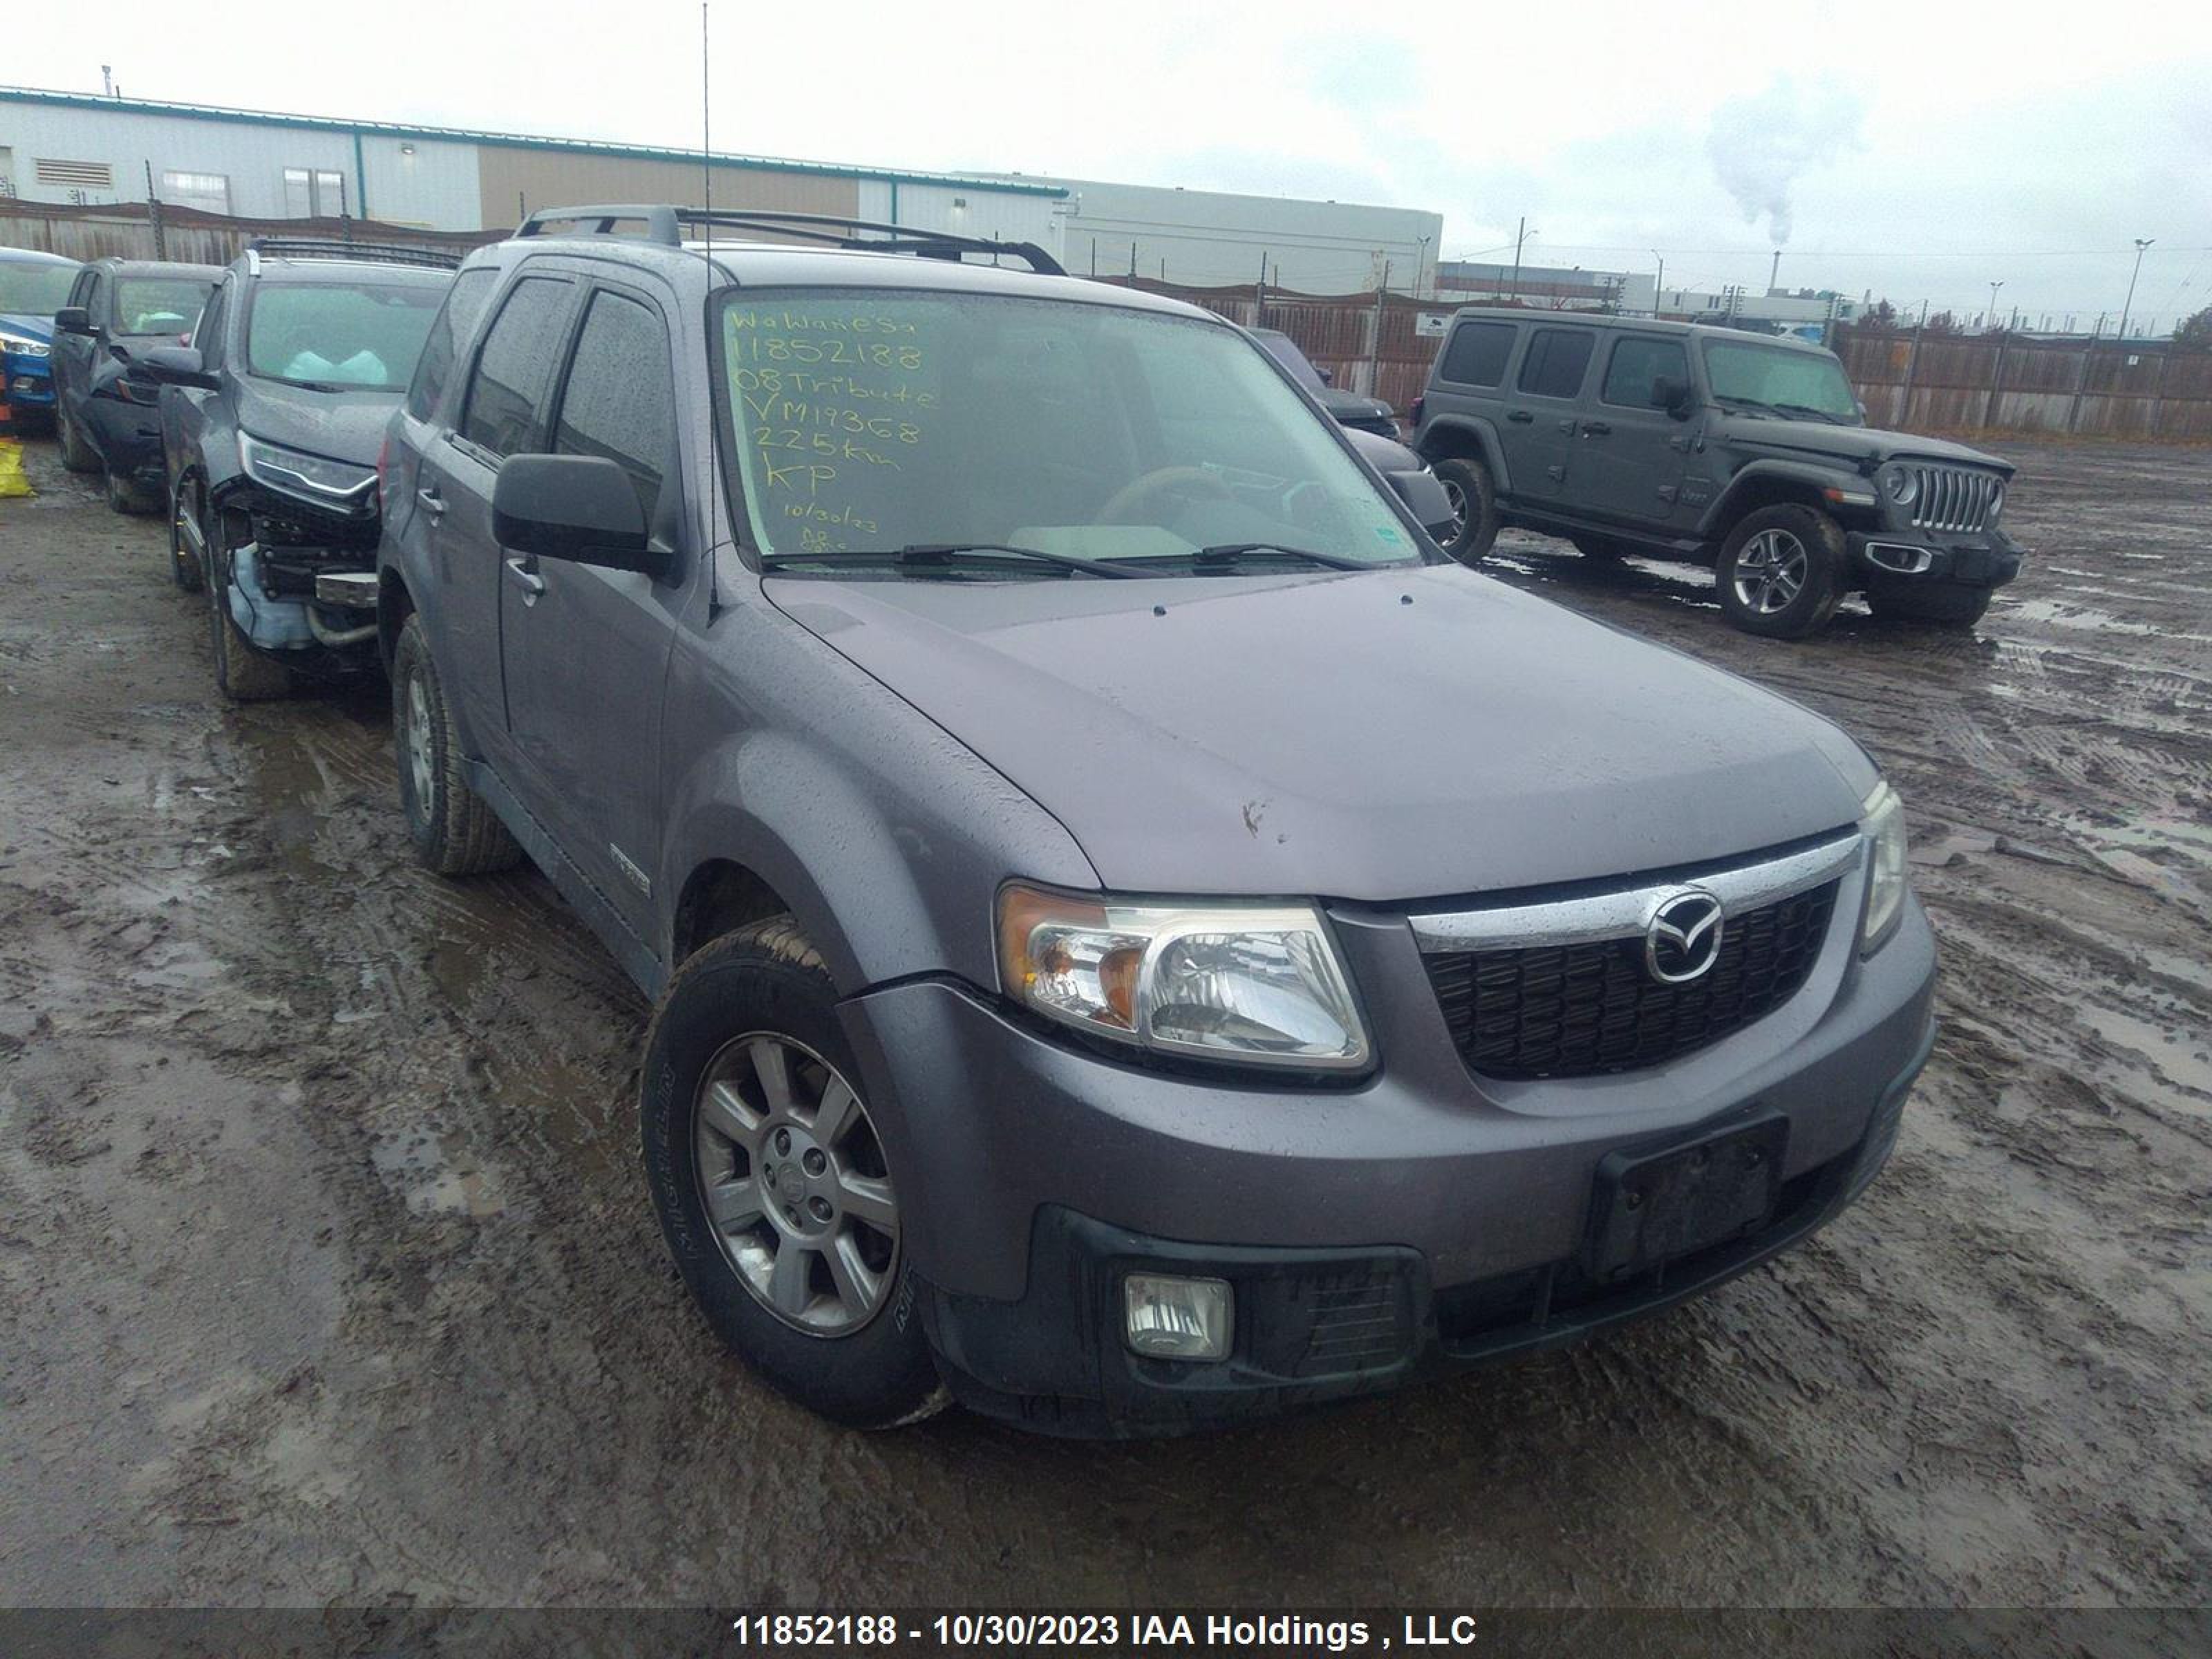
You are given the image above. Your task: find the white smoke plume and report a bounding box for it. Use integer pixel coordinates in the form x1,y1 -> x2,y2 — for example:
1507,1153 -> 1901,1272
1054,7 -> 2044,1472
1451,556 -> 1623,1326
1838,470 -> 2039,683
1705,75 -> 1866,246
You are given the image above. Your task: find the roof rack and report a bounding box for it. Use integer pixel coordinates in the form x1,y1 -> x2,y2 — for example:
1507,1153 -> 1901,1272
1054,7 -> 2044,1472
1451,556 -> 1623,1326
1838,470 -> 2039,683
243,238 -> 464,274
513,203 -> 1065,276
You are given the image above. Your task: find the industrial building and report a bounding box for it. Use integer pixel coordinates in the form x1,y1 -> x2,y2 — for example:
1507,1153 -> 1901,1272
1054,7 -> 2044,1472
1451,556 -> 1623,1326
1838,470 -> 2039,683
1,85 -> 1443,298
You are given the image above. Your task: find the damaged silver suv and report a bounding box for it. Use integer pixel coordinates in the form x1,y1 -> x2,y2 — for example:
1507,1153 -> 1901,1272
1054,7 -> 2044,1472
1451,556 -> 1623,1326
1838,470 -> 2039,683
377,205 -> 1937,1437
144,239 -> 458,700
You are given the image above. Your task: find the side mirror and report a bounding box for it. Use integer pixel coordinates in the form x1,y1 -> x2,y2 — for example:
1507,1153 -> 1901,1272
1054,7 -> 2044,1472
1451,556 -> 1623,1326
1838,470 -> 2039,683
55,306 -> 97,337
130,344 -> 218,392
1387,467 -> 1461,543
493,453 -> 666,577
1649,375 -> 1695,420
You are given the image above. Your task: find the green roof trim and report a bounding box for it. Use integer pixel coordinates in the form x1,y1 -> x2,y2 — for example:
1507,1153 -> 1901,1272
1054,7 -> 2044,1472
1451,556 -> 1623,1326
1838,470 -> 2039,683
0,85 -> 1068,198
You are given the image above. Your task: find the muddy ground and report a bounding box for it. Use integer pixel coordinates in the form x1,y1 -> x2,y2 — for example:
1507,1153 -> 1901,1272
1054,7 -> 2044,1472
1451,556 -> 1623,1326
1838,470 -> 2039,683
0,435 -> 2206,1626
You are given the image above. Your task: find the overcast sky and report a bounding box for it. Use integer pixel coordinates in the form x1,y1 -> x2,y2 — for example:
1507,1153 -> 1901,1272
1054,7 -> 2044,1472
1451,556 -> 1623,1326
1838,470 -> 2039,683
21,0 -> 2212,328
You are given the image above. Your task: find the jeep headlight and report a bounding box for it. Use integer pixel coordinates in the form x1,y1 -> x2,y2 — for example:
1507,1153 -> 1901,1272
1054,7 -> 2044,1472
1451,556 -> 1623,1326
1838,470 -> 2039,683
997,885 -> 1370,1071
240,431 -> 375,506
1880,465 -> 1919,509
1859,780 -> 1909,952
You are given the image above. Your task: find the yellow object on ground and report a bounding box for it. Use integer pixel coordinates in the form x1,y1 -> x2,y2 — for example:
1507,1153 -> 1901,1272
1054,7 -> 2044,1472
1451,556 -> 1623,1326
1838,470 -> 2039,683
0,436 -> 34,499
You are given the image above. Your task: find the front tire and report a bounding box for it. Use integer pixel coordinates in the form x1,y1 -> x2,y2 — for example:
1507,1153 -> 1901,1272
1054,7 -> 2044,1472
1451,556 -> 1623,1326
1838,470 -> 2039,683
104,466 -> 154,516
1716,505 -> 1846,639
391,615 -> 523,876
204,529 -> 295,703
59,411 -> 100,474
1430,456 -> 1500,564
1865,581 -> 1994,629
641,919 -> 946,1430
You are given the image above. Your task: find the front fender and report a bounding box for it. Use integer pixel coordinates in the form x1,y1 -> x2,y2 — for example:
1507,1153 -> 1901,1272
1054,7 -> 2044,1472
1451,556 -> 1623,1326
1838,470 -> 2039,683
657,592 -> 1098,997
1699,456 -> 1867,539
1416,413 -> 1512,494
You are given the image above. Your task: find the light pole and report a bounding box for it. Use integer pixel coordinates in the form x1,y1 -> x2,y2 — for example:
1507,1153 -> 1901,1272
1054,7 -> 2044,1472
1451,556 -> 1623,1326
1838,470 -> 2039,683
1987,281 -> 2003,332
1414,234 -> 1431,299
1651,250 -> 1665,317
2119,237 -> 2154,341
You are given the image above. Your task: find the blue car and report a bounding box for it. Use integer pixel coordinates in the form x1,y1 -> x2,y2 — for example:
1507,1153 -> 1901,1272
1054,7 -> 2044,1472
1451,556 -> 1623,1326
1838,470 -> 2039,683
0,248 -> 85,430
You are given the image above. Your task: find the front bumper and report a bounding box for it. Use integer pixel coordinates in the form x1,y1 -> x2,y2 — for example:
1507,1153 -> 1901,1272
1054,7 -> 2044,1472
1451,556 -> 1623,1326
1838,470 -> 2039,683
77,390 -> 167,481
3,356 -> 55,415
838,871 -> 1940,1436
1848,525 -> 2023,590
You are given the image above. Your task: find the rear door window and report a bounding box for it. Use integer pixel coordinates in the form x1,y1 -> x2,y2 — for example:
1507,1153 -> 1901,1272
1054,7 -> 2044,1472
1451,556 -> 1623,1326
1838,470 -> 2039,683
1516,329 -> 1596,400
458,276 -> 573,459
1438,321 -> 1514,388
551,288 -> 676,516
407,266 -> 499,423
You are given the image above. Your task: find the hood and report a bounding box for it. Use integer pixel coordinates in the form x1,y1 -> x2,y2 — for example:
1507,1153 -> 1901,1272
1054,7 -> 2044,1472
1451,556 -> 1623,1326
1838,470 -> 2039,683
767,563 -> 1876,903
1319,386 -> 1396,424
1725,415 -> 2012,475
0,313 -> 55,346
234,376 -> 402,468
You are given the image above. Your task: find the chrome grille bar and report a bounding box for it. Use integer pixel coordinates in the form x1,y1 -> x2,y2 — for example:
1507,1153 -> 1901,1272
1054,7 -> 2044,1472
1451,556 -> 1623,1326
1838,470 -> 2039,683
1909,465 -> 2000,533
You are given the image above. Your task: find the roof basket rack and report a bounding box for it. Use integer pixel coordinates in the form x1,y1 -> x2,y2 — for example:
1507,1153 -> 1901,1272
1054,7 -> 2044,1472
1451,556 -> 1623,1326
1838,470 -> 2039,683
245,238 -> 464,272
514,203 -> 1065,276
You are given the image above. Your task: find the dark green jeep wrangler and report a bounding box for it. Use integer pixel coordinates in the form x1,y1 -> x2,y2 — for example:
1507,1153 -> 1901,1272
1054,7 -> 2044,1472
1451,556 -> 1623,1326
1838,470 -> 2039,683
1411,308 -> 2023,638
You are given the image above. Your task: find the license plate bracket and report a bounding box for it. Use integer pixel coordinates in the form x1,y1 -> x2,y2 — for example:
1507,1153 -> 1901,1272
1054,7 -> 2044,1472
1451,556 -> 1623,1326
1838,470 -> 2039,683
1584,1114 -> 1789,1284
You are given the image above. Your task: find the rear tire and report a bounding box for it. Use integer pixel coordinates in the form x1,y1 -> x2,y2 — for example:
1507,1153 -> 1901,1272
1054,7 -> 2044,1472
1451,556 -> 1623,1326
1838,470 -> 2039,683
1865,581 -> 1994,629
59,412 -> 100,474
391,615 -> 523,876
1716,505 -> 1846,639
204,531 -> 295,703
1430,456 -> 1500,564
641,919 -> 947,1430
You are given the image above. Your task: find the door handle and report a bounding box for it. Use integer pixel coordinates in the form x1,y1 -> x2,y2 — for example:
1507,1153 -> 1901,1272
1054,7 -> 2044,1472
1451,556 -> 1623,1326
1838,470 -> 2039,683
503,556 -> 545,603
1506,409 -> 1535,424
1582,420 -> 1611,436
417,486 -> 446,516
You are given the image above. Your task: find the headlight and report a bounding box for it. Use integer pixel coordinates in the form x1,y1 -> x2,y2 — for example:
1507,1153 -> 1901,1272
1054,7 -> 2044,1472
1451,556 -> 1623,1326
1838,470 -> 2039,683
1859,780 -> 1909,952
0,332 -> 51,359
240,431 -> 375,505
996,885 -> 1371,1071
1986,482 -> 2005,523
1880,465 -> 1919,509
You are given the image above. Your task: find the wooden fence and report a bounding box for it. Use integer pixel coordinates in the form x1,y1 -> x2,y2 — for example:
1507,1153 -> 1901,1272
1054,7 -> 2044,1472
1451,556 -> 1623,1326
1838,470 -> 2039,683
1832,327 -> 2212,442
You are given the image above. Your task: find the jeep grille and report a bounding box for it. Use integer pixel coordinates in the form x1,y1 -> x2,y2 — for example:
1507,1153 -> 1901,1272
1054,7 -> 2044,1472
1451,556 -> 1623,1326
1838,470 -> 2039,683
1906,466 -> 2003,534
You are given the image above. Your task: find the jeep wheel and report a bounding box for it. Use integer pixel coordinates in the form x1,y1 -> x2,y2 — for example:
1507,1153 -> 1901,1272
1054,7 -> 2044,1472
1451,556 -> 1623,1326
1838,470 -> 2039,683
1865,581 -> 1994,629
641,918 -> 947,1430
167,478 -> 205,594
204,529 -> 294,703
1716,505 -> 1846,639
392,615 -> 523,876
59,413 -> 100,474
1430,456 -> 1499,564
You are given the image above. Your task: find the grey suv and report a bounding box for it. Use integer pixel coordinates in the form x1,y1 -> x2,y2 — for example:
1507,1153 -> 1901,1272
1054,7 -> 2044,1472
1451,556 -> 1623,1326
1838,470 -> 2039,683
378,205 -> 1936,1436
1413,308 -> 2023,637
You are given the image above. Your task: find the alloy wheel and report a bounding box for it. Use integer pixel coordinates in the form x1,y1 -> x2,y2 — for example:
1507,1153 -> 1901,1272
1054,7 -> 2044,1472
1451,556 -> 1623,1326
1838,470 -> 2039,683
404,671 -> 437,813
1438,477 -> 1470,544
692,1032 -> 899,1335
1732,528 -> 1809,615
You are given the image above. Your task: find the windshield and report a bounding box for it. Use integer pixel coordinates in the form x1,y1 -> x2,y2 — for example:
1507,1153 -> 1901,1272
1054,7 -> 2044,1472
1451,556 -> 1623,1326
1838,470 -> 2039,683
0,261 -> 80,317
115,277 -> 215,337
245,280 -> 446,391
720,290 -> 1421,573
1701,339 -> 1861,422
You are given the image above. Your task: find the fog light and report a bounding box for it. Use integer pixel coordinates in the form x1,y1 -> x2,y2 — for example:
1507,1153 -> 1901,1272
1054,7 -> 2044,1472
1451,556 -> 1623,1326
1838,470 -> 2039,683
1123,1273 -> 1232,1361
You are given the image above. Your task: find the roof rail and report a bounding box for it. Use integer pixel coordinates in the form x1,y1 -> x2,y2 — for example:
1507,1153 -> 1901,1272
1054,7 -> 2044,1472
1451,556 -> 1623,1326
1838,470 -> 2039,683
510,203 -> 1065,276
244,238 -> 463,273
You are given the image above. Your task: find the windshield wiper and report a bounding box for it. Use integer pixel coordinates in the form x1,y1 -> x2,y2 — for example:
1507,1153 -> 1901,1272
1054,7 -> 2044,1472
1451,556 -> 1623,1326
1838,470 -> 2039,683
1769,401 -> 1850,424
1189,543 -> 1374,572
760,543 -> 1138,579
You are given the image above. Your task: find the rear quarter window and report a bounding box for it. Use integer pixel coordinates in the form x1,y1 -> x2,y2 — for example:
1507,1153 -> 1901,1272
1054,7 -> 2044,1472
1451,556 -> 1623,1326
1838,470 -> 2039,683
1438,321 -> 1514,388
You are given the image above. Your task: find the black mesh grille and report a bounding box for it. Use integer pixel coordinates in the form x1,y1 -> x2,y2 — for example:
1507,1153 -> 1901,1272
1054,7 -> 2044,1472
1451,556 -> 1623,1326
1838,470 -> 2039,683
1424,883 -> 1837,1079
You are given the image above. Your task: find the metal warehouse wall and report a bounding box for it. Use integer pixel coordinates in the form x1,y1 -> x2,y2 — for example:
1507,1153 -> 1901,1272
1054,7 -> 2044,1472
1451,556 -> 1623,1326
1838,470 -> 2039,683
855,180 -> 1065,262
478,149 -> 859,231
0,100 -> 483,228
1040,177 -> 1442,297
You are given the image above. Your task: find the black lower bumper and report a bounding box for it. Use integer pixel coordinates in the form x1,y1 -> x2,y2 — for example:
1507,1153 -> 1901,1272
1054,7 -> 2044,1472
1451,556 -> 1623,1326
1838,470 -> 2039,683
77,393 -> 167,482
1848,528 -> 2023,589
924,1020 -> 1936,1438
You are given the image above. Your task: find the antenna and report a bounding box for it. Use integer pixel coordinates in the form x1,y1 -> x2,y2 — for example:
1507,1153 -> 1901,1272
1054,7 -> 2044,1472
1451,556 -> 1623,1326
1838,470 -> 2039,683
700,0 -> 724,612
700,1 -> 712,248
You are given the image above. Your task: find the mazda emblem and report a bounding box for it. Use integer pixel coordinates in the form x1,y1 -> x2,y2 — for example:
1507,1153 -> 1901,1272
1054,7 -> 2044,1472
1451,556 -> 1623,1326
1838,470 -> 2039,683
1645,889 -> 1725,984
